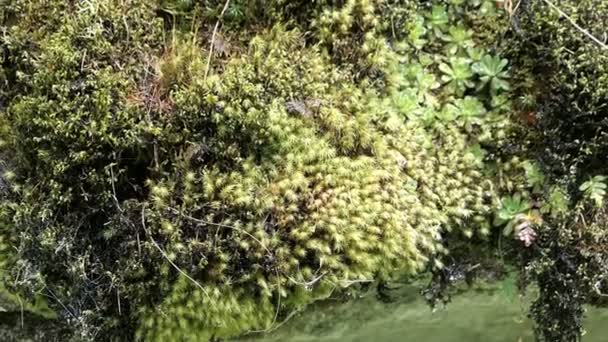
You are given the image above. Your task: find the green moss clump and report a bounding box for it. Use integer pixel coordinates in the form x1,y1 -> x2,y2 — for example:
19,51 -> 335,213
134,17 -> 503,340
506,0 -> 608,178
1,0 -> 165,337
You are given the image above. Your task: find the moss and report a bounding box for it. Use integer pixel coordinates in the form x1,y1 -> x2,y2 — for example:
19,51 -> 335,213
497,2 -> 608,340
130,24 -> 495,339
505,0 -> 608,180
0,0 -> 515,340
0,0 -> 166,337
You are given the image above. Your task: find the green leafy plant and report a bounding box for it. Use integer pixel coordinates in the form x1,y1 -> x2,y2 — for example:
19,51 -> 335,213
494,193 -> 532,236
407,15 -> 428,49
522,160 -> 545,193
540,186 -> 570,218
580,175 -> 607,207
439,57 -> 474,96
392,89 -> 423,117
466,46 -> 484,62
412,68 -> 441,107
439,96 -> 486,127
425,5 -> 449,36
442,25 -> 474,55
472,55 -> 510,95
454,96 -> 486,124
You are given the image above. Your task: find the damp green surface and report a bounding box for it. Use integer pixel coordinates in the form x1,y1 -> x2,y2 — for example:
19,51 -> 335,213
237,283 -> 608,342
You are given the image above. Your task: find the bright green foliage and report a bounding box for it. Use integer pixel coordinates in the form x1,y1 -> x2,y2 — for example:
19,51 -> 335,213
133,3 -> 515,337
426,5 -> 449,36
522,160 -> 545,193
406,16 -> 428,50
580,176 -> 607,208
439,57 -> 474,96
443,97 -> 487,127
442,25 -> 474,55
472,55 -> 510,95
494,193 -> 532,236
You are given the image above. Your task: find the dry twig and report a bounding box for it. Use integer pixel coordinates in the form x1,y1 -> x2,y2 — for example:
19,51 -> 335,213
204,0 -> 231,81
541,0 -> 608,49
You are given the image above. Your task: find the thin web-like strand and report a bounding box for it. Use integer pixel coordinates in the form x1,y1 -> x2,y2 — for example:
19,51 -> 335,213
140,207 -> 211,300
542,0 -> 608,50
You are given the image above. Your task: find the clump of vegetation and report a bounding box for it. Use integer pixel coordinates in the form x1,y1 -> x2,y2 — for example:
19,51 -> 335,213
1,0 -> 167,338
506,0 -> 608,178
500,0 -> 608,340
8,0 -> 608,341
0,0 -> 519,340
